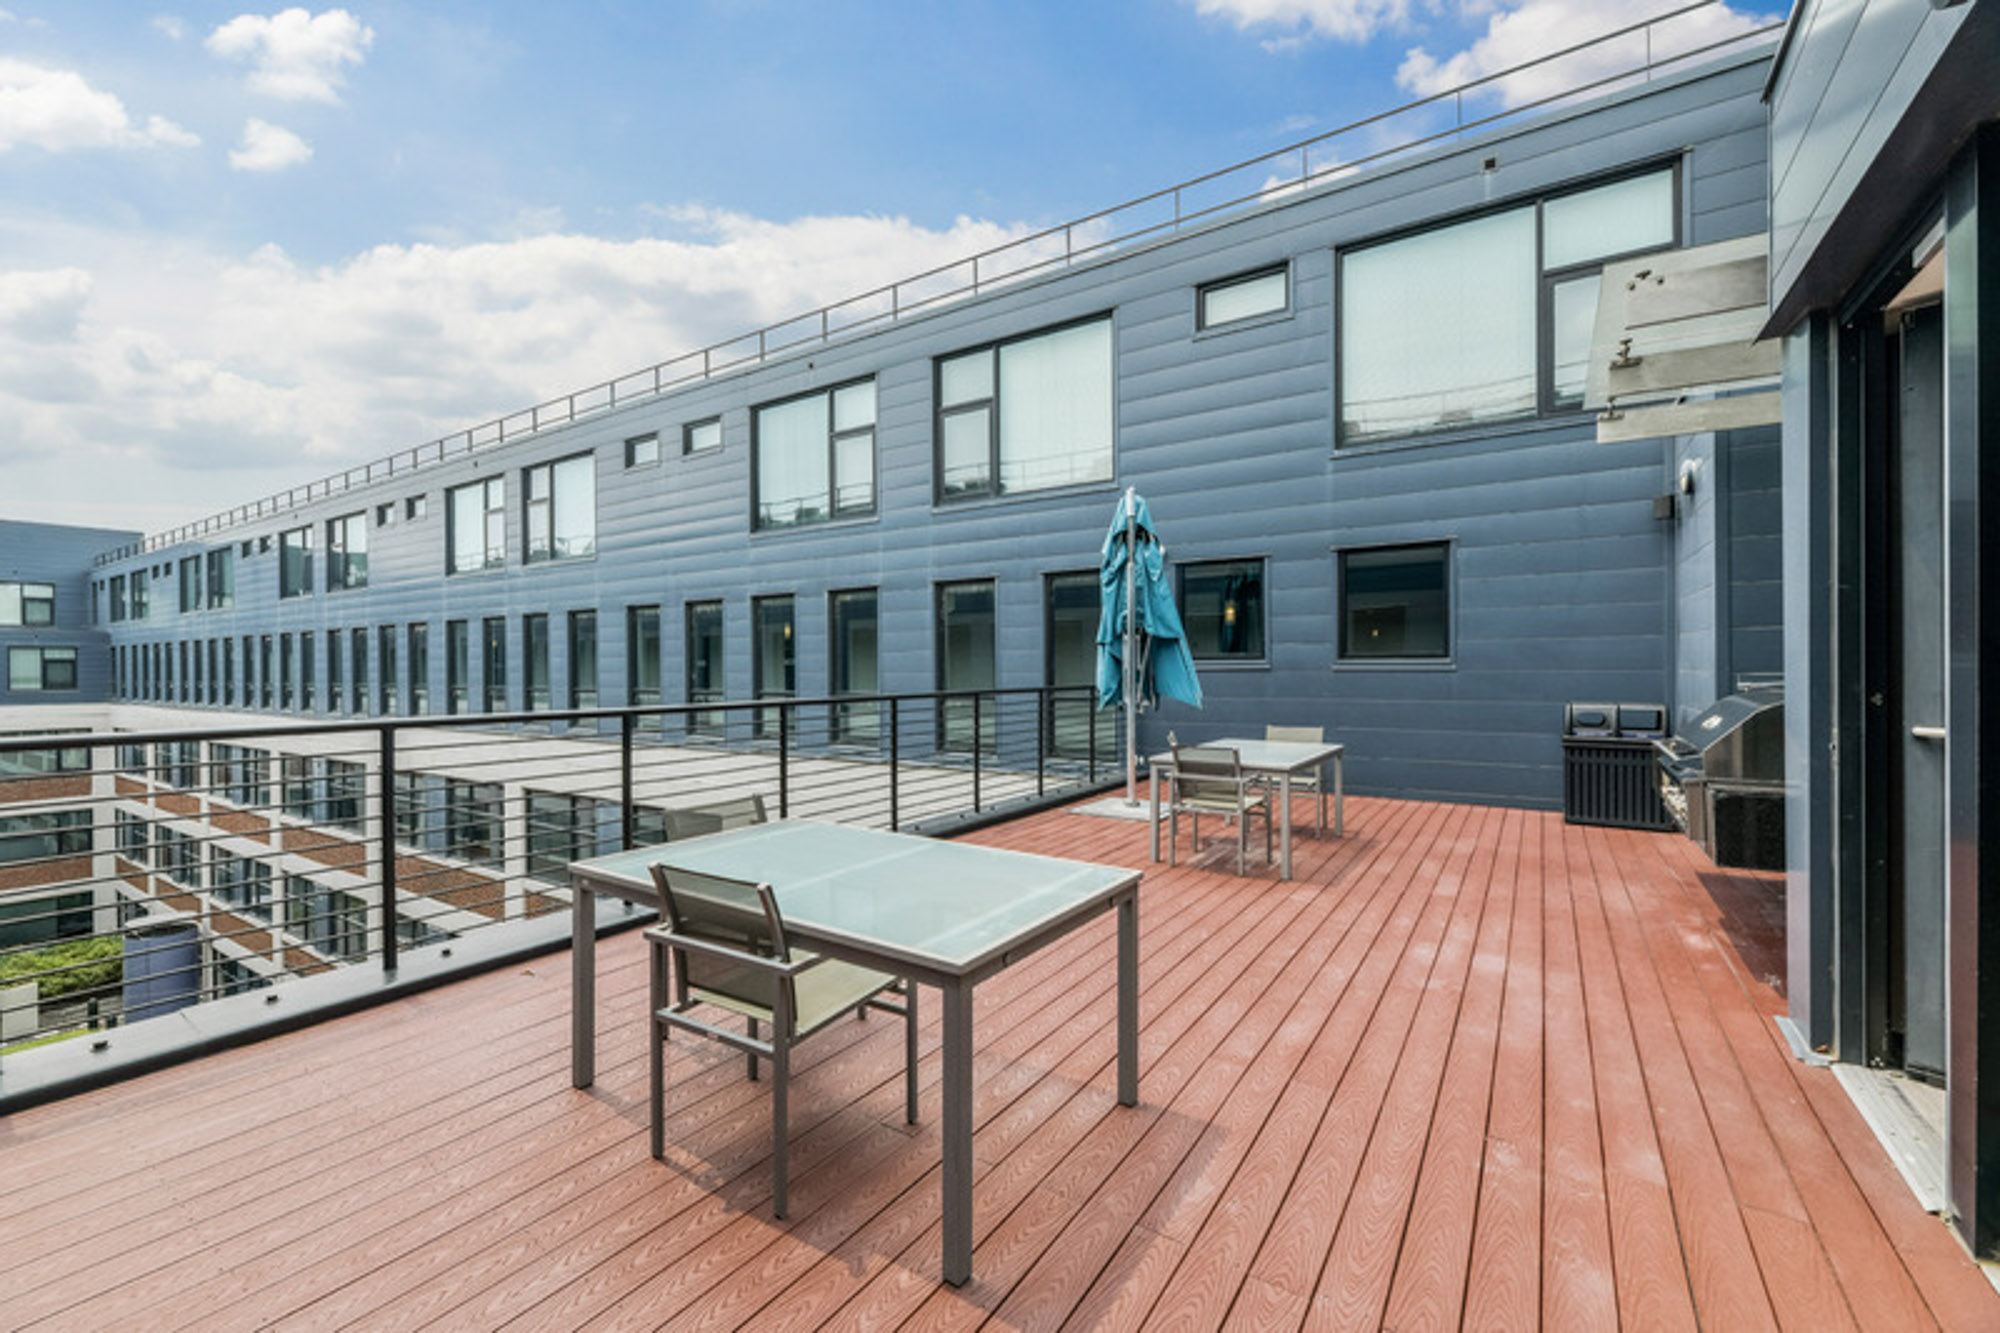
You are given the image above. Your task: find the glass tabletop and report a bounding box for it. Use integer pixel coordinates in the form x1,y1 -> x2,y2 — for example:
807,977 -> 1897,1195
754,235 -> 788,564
574,821 -> 1138,976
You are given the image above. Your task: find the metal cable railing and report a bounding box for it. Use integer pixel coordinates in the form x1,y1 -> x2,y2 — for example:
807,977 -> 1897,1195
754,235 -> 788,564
0,686 -> 1110,1057
91,1 -> 1781,566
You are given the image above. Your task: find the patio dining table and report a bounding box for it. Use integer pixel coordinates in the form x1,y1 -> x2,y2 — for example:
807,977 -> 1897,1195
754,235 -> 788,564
567,819 -> 1142,1286
1148,735 -> 1345,880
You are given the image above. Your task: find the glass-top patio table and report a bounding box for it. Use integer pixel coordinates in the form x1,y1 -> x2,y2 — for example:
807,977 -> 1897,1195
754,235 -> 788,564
568,819 -> 1143,1286
1148,736 -> 1345,879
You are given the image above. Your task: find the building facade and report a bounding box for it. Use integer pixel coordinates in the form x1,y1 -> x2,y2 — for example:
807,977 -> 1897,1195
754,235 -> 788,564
74,47 -> 1781,813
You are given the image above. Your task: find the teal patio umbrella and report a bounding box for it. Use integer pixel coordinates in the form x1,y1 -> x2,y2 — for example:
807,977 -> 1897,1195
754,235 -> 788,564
1098,487 -> 1202,801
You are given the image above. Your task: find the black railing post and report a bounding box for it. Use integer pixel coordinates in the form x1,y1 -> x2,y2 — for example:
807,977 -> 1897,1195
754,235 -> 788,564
972,691 -> 983,812
1089,686 -> 1100,779
620,712 -> 636,850
778,702 -> 790,818
1036,687 -> 1048,797
889,697 -> 901,831
379,724 -> 398,975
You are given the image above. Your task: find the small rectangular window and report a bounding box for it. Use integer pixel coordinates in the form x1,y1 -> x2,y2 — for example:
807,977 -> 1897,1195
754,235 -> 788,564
406,494 -> 428,520
684,417 -> 722,454
1180,559 -> 1266,661
1198,267 -> 1287,329
376,502 -> 395,526
625,432 -> 661,467
1338,543 -> 1451,661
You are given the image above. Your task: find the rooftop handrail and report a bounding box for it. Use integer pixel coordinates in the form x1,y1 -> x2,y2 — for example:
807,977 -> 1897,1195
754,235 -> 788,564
93,0 -> 1779,567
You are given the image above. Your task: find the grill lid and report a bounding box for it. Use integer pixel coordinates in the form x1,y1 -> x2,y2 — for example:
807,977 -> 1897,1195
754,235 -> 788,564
1663,684 -> 1784,783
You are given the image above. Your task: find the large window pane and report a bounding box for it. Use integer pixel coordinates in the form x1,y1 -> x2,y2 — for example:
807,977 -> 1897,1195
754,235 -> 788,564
1341,207 -> 1537,443
754,381 -> 878,530
524,613 -> 550,710
526,454 -> 595,562
1543,170 -> 1675,270
1339,544 -> 1450,660
448,478 -> 505,573
628,605 -> 661,706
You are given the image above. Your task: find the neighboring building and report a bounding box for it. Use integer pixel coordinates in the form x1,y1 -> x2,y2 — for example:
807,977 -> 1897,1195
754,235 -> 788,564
1763,0 -> 2000,1258
0,519 -> 136,708
72,43 -> 1781,812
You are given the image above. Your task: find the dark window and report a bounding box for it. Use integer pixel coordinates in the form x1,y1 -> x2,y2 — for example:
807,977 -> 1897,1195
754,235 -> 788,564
829,588 -> 878,745
1180,559 -> 1266,661
752,595 -> 794,738
1338,543 -> 1451,661
524,613 -> 550,710
569,610 -> 598,709
627,605 -> 661,707
482,617 -> 507,712
1044,572 -> 1114,758
625,433 -> 660,467
408,622 -> 430,715
936,580 -> 996,752
446,620 -> 468,714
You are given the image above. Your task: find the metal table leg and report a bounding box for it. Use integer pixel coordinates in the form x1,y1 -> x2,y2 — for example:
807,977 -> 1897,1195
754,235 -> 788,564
1279,772 -> 1294,880
572,883 -> 596,1088
941,982 -> 974,1285
1118,891 -> 1139,1106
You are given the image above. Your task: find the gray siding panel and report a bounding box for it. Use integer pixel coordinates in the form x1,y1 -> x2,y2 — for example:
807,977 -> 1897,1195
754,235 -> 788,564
80,52 -> 1777,809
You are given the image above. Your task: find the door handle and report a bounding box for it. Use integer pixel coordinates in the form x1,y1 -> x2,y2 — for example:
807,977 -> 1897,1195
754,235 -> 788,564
1912,725 -> 1947,741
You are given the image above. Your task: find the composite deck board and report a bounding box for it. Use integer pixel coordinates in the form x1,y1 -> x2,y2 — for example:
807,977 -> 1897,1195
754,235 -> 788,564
3,796 -> 1995,1331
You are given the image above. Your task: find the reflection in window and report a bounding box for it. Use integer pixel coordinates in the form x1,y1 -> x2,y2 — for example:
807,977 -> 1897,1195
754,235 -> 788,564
830,588 -> 879,745
1044,572 -> 1115,759
525,454 -> 596,562
686,601 -> 723,733
569,610 -> 598,709
936,580 -> 996,752
0,581 -> 56,627
754,382 -> 874,529
280,527 -> 314,598
524,613 -> 550,710
937,317 -> 1113,501
1339,168 -> 1675,442
628,605 -> 661,708
447,478 -> 506,573
1180,559 -> 1265,661
326,513 -> 367,590
752,595 -> 795,738
1339,544 -> 1450,660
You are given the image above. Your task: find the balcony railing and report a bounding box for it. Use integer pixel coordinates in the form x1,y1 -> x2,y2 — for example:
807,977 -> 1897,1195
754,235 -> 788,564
91,1 -> 1781,566
0,685 -> 1113,1076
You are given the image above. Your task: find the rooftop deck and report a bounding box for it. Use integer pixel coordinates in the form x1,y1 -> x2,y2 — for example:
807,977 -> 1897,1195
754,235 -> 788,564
5,795 -> 1995,1330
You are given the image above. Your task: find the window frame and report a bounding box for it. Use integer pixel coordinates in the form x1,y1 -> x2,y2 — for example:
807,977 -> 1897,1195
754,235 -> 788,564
279,526 -> 315,598
1334,541 -> 1455,665
523,452 -> 597,564
446,477 -> 507,575
624,432 -> 661,468
326,512 -> 368,591
7,646 -> 78,692
750,379 -> 876,531
1196,264 -> 1289,332
683,416 -> 722,455
933,313 -> 1116,504
1334,161 -> 1681,447
1178,557 -> 1269,664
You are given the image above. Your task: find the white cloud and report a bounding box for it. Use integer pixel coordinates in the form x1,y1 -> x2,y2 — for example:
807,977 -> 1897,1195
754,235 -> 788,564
0,58 -> 199,152
0,209 -> 1040,528
206,7 -> 374,104
1397,0 -> 1777,107
154,16 -> 188,42
229,117 -> 312,171
1191,0 -> 1416,44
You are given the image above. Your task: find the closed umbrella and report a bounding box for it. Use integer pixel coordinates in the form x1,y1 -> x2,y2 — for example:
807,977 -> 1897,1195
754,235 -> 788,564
1098,487 -> 1202,801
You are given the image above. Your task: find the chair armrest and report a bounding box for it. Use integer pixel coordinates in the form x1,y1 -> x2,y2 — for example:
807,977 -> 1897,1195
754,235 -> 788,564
643,926 -> 818,977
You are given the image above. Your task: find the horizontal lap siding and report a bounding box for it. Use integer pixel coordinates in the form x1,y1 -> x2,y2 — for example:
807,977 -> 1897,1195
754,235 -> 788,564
90,55 -> 1775,809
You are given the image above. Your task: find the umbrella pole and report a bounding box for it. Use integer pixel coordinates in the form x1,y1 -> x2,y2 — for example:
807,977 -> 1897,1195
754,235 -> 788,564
1123,487 -> 1138,805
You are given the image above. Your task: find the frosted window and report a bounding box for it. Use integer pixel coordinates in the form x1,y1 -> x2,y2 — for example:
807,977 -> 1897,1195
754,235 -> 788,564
1341,207 -> 1538,442
1543,170 -> 1674,271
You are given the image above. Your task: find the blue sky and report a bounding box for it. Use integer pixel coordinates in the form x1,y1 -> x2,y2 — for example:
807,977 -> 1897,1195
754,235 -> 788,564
0,1 -> 1780,532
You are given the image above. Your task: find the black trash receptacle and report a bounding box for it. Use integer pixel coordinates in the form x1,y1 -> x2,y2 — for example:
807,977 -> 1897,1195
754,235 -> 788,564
1562,703 -> 1674,831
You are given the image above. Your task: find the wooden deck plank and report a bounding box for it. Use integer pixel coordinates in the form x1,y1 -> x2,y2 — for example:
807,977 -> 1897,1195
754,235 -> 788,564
4,797 -> 1996,1333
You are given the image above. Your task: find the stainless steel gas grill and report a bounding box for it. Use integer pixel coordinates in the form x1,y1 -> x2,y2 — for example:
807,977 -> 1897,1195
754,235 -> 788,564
1655,684 -> 1785,870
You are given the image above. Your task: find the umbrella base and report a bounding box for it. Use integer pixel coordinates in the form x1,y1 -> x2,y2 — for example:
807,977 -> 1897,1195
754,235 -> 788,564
1070,796 -> 1162,822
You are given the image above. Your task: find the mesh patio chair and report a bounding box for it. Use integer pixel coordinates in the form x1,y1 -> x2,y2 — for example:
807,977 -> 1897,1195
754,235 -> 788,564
661,793 -> 768,841
644,864 -> 917,1218
1264,724 -> 1330,833
1167,740 -> 1273,875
